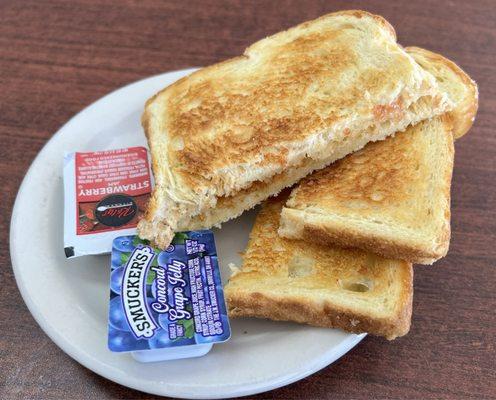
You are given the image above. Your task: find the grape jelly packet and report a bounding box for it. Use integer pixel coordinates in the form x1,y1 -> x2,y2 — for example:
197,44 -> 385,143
63,147 -> 152,258
108,231 -> 231,362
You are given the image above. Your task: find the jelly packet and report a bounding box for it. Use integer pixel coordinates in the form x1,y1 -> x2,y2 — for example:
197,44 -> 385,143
63,147 -> 152,258
108,231 -> 231,362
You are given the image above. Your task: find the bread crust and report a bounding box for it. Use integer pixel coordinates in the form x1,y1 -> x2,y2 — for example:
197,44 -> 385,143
406,46 -> 478,139
227,278 -> 413,340
288,211 -> 448,265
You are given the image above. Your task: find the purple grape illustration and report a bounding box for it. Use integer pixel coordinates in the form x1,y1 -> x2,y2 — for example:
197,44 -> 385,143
157,313 -> 170,330
110,267 -> 125,294
108,296 -> 130,332
113,236 -> 135,253
111,250 -> 122,269
148,328 -> 172,349
148,328 -> 192,348
108,327 -> 148,351
157,250 -> 175,267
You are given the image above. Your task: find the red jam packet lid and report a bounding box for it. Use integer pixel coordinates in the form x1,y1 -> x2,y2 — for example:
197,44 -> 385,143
63,147 -> 152,258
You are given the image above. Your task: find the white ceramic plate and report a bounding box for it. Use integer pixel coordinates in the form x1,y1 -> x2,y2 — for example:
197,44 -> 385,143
10,69 -> 365,399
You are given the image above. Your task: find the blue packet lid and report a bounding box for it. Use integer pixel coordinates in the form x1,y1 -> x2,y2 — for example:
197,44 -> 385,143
108,231 -> 231,361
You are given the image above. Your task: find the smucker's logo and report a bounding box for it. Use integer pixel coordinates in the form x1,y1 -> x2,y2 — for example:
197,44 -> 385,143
95,194 -> 137,227
122,246 -> 158,339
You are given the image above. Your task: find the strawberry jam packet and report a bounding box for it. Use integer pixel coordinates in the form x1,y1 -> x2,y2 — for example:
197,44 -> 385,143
108,232 -> 231,362
63,147 -> 152,258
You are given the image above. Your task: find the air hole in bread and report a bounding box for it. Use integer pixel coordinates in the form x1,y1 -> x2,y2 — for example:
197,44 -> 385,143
288,255 -> 315,278
186,98 -> 202,110
273,243 -> 285,252
232,126 -> 254,144
340,279 -> 373,292
171,136 -> 185,151
370,192 -> 384,201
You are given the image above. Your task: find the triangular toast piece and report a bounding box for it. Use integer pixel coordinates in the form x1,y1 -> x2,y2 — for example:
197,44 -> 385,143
225,194 -> 413,340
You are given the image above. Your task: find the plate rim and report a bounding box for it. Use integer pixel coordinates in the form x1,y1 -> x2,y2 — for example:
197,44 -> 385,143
9,69 -> 366,399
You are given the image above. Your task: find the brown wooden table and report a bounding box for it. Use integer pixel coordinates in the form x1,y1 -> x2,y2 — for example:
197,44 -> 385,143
1,1 -> 495,399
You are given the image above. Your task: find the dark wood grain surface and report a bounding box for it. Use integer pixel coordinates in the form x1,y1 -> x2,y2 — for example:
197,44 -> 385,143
1,0 -> 495,399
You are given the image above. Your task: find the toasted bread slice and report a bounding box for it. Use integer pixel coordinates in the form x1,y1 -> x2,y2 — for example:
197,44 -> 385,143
224,194 -> 413,340
278,48 -> 478,264
279,116 -> 454,264
138,11 -> 450,248
181,47 -> 474,232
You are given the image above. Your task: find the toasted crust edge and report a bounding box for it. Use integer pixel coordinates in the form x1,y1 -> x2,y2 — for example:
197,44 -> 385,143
311,10 -> 396,40
406,46 -> 478,139
282,209 -> 449,265
137,105 -> 169,247
140,106 -> 158,222
226,263 -> 413,340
